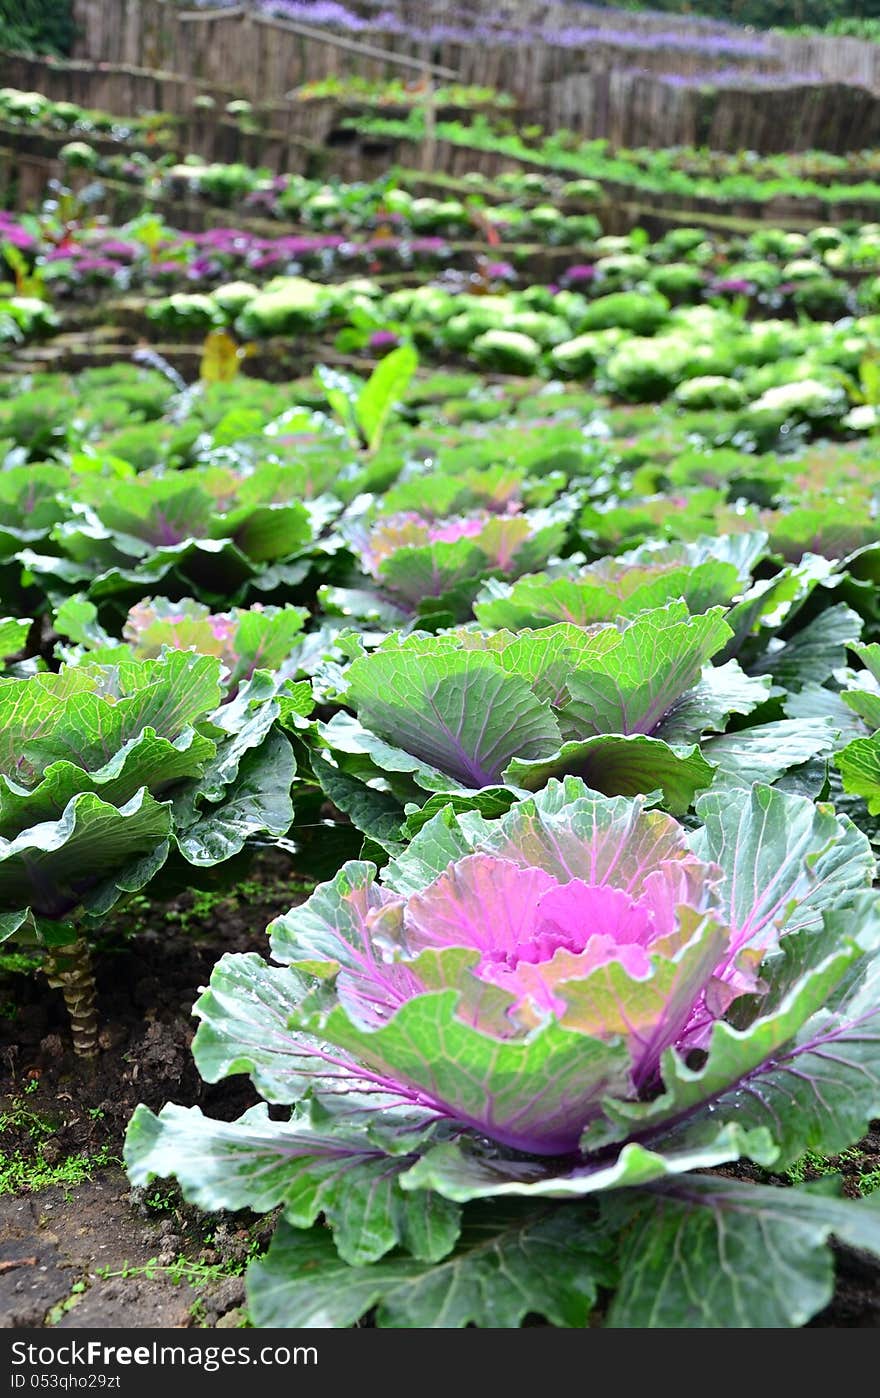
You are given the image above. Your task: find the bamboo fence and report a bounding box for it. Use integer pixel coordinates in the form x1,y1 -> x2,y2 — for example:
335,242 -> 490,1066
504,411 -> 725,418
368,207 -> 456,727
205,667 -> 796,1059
3,0 -> 877,154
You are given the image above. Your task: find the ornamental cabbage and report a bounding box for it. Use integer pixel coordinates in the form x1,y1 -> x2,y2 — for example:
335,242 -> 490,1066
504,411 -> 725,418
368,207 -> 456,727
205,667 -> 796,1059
55,594 -> 313,697
673,376 -> 746,410
122,597 -> 310,692
0,296 -> 59,345
472,550 -> 744,631
20,463 -> 323,608
578,290 -> 669,334
147,293 -> 224,335
344,507 -> 569,620
322,603 -> 743,815
126,781 -> 880,1329
744,378 -> 846,424
0,650 -> 297,1052
235,277 -> 338,337
549,329 -> 626,376
469,330 -> 541,374
0,465 -> 68,612
604,335 -> 734,401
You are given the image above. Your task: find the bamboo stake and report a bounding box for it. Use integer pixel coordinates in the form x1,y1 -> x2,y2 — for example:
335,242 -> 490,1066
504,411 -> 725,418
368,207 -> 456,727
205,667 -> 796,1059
421,63 -> 436,174
177,5 -> 246,19
270,18 -> 457,83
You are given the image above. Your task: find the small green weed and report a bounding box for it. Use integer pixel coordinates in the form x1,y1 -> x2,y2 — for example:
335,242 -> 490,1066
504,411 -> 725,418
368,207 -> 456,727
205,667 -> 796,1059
96,1238 -> 261,1289
0,950 -> 42,975
857,1167 -> 880,1196
98,871 -> 314,945
164,886 -> 234,932
0,1142 -> 118,1199
46,1281 -> 87,1326
0,1090 -> 54,1141
143,1183 -> 179,1214
785,1147 -> 880,1196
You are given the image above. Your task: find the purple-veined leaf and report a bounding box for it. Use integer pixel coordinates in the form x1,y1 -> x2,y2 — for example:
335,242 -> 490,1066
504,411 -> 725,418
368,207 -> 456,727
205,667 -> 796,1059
604,1175 -> 880,1328
703,717 -> 838,791
560,603 -> 732,738
691,784 -> 874,958
247,1204 -> 612,1329
343,645 -> 561,788
754,603 -> 862,691
505,733 -> 714,815
126,1098 -> 459,1266
474,558 -> 740,631
0,652 -> 222,785
0,787 -> 171,931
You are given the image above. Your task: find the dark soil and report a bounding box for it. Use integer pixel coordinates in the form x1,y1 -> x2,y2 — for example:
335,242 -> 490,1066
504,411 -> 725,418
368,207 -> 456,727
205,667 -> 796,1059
0,1172 -> 273,1328
1,847 -> 879,1329
811,1244 -> 880,1328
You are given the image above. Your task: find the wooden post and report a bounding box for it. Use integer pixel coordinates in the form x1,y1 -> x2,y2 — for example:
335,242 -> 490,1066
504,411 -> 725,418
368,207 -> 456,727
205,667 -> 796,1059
421,61 -> 436,174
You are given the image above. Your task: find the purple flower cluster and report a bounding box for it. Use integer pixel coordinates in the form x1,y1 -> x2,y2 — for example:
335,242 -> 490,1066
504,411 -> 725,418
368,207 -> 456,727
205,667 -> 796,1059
659,67 -> 826,89
244,0 -> 772,56
710,276 -> 756,295
97,239 -> 140,262
0,212 -> 36,253
368,328 -> 400,351
562,262 -> 596,285
0,211 -> 453,298
42,243 -> 132,285
484,260 -> 517,282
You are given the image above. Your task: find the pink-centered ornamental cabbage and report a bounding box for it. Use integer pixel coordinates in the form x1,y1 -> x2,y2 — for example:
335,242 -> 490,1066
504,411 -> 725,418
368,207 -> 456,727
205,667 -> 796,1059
123,596 -> 309,692
359,511 -> 519,577
346,507 -> 570,616
259,779 -> 873,1156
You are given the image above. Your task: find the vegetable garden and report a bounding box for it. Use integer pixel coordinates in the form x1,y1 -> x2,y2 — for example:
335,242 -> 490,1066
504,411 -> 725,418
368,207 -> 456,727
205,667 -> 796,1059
5,0 -> 880,1335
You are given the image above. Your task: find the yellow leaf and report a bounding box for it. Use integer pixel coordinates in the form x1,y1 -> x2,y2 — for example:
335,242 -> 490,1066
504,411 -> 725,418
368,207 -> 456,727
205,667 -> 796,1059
200,330 -> 241,383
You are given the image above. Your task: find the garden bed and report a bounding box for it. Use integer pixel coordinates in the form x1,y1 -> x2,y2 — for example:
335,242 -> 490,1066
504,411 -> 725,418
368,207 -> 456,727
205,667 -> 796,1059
0,352 -> 880,1326
6,11 -> 880,1323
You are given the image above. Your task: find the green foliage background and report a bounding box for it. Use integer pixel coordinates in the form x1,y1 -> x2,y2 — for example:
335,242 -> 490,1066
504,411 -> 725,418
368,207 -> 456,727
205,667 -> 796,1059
595,0 -> 880,28
0,0 -> 75,56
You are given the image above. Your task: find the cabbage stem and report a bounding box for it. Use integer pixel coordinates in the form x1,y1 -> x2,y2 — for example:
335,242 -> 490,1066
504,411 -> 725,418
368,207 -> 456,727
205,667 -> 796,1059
45,937 -> 99,1059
